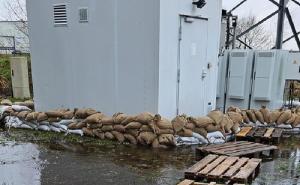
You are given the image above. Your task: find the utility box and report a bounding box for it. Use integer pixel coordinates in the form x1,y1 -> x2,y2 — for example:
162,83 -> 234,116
27,0 -> 222,118
10,57 -> 30,99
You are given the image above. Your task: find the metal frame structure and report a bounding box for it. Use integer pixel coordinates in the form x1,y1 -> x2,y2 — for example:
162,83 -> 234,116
225,0 -> 300,51
0,35 -> 16,51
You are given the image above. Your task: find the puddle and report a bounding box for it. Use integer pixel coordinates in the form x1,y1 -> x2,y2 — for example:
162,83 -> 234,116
0,130 -> 299,185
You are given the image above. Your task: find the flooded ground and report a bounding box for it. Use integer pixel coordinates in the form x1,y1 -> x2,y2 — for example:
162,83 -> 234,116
0,129 -> 299,185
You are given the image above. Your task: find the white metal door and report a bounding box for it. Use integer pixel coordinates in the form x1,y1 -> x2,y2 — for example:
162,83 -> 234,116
177,16 -> 208,116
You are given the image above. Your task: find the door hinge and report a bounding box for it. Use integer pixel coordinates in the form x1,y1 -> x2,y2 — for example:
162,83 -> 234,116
179,26 -> 182,41
177,69 -> 180,83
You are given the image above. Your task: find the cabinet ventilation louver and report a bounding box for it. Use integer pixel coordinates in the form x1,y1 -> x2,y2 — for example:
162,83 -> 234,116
54,4 -> 67,26
79,8 -> 88,22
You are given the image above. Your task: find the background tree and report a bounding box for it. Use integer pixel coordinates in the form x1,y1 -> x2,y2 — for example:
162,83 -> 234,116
235,15 -> 274,49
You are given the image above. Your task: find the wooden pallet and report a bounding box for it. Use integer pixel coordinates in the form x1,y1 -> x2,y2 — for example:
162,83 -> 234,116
184,155 -> 261,184
177,179 -> 245,185
236,127 -> 283,144
196,141 -> 278,159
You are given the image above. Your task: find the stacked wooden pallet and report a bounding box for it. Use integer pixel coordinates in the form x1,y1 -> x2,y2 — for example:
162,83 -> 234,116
184,154 -> 261,184
178,179 -> 245,185
236,127 -> 283,144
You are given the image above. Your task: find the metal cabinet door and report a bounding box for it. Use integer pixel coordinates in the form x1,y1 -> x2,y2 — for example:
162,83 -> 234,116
177,16 -> 208,116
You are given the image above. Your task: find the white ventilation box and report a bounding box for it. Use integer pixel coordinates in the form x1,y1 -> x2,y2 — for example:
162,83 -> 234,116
10,57 -> 30,99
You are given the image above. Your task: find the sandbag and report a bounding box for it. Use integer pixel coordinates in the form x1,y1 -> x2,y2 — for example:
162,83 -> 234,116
82,127 -> 94,137
157,129 -> 174,135
148,122 -> 160,134
292,115 -> 300,128
45,111 -> 63,118
48,117 -> 61,123
221,115 -> 234,133
85,113 -> 104,123
152,138 -> 168,149
158,134 -> 176,146
270,110 -> 282,123
193,127 -> 208,137
101,125 -> 113,132
227,106 -> 242,113
277,110 -> 292,124
17,111 -> 30,120
134,112 -> 154,124
260,106 -> 271,123
75,108 -> 97,119
206,124 -> 223,134
184,122 -> 196,130
1,99 -> 12,106
37,112 -> 48,122
12,105 -> 31,112
112,113 -> 128,124
93,129 -> 105,139
104,132 -> 115,140
121,115 -> 135,125
153,115 -> 173,130
189,116 -> 215,128
171,115 -> 187,132
23,100 -> 34,109
207,110 -> 224,125
253,110 -> 264,123
101,115 -> 114,125
286,113 -> 296,124
227,112 -> 243,124
231,122 -> 240,134
241,111 -> 250,123
75,122 -> 87,129
126,129 -> 139,138
63,110 -> 74,119
114,125 -> 126,133
87,123 -> 102,129
68,122 -> 77,129
125,122 -> 142,129
137,132 -> 156,145
124,134 -> 137,145
139,125 -> 152,132
246,110 -> 257,123
177,128 -> 193,137
25,112 -> 39,122
111,131 -> 125,143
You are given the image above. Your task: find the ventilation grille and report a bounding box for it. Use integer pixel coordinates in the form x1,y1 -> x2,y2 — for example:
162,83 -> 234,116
231,52 -> 246,57
54,4 -> 67,26
79,8 -> 88,22
258,52 -> 274,58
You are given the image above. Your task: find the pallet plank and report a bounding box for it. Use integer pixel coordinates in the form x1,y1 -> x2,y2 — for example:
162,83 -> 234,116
198,156 -> 228,176
253,127 -> 267,137
227,145 -> 278,157
177,179 -> 194,185
263,128 -> 275,138
208,157 -> 239,178
202,142 -> 251,152
222,158 -> 249,179
232,159 -> 262,183
198,142 -> 247,150
236,127 -> 253,137
272,128 -> 283,138
246,127 -> 257,137
185,154 -> 219,179
209,143 -> 261,155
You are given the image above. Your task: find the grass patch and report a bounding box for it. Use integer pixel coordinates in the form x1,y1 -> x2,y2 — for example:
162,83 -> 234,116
0,55 -> 11,81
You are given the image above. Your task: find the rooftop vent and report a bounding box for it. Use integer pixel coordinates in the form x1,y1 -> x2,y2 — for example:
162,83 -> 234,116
54,4 -> 67,26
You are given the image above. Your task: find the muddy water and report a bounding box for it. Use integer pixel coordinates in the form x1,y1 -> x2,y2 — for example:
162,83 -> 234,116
0,131 -> 299,185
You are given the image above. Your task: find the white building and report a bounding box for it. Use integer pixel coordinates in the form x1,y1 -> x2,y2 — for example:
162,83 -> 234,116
0,21 -> 30,53
27,0 -> 222,118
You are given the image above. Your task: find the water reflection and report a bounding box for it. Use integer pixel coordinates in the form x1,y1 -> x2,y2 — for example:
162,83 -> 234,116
0,142 -> 41,185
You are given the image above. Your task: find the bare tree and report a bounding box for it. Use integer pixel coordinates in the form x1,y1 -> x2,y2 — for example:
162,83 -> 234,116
235,15 -> 274,49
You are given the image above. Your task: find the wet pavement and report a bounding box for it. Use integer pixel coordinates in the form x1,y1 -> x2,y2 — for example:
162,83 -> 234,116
0,130 -> 299,185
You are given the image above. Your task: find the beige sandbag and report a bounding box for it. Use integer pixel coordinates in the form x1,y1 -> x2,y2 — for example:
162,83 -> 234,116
112,113 -> 128,124
277,110 -> 292,124
45,111 -> 63,118
227,112 -> 243,124
177,128 -> 193,137
206,124 -> 222,133
48,117 -> 61,123
37,112 -> 48,122
158,134 -> 176,146
1,99 -> 12,106
253,110 -> 264,123
157,129 -> 174,135
124,134 -> 137,145
193,127 -> 207,137
260,106 -> 271,123
68,122 -> 78,129
137,132 -> 157,145
87,123 -> 102,129
153,114 -> 173,130
114,125 -> 126,133
286,113 -> 296,125
86,108 -> 97,116
63,110 -> 74,119
75,122 -> 87,129
101,115 -> 114,125
189,116 -> 215,128
104,132 -> 115,140
85,113 -> 104,123
125,122 -> 142,129
134,112 -> 154,124
241,111 -> 250,123
139,125 -> 152,132
185,122 -> 196,130
231,122 -> 240,134
246,110 -> 257,123
55,108 -> 69,113
126,129 -> 139,137
93,129 -> 105,139
270,110 -> 282,123
121,116 -> 135,125
227,106 -> 242,113
25,112 -> 39,122
75,108 -> 97,119
24,100 -> 34,109
292,115 -> 300,127
221,115 -> 234,133
207,110 -> 224,125
148,122 -> 160,134
82,127 -> 94,137
101,125 -> 113,132
17,111 -> 30,119
111,131 -> 125,143
152,138 -> 169,149
171,115 -> 188,132
10,110 -> 19,116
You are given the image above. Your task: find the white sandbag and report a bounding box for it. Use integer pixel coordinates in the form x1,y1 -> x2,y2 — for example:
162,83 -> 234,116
175,136 -> 203,146
12,105 -> 31,112
59,124 -> 68,131
4,116 -> 23,128
24,122 -> 38,129
207,131 -> 225,140
50,122 -> 61,128
58,120 -> 74,126
192,132 -> 208,144
277,124 -> 293,129
19,124 -> 33,129
209,138 -> 225,144
39,121 -> 50,126
0,105 -> 11,113
38,125 -> 50,131
68,129 -> 84,136
49,125 -> 61,133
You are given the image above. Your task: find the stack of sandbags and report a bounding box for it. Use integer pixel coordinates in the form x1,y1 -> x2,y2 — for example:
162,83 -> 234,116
15,100 -> 34,109
1,99 -> 12,106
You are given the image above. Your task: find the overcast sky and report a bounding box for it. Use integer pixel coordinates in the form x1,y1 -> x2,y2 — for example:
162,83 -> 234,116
0,0 -> 299,49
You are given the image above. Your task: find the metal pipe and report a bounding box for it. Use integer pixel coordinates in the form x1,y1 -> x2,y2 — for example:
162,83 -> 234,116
285,8 -> 300,50
291,0 -> 300,6
268,0 -> 281,6
229,33 -> 253,49
271,31 -> 300,49
275,0 -> 288,49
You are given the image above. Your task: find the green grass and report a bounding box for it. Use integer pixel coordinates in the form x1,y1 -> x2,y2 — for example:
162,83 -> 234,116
0,55 -> 11,81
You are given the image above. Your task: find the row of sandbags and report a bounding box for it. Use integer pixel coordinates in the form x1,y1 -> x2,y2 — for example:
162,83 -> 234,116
0,99 -> 34,110
228,106 -> 300,128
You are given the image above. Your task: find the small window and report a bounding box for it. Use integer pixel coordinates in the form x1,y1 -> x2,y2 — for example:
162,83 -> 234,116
79,8 -> 88,22
54,4 -> 67,26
